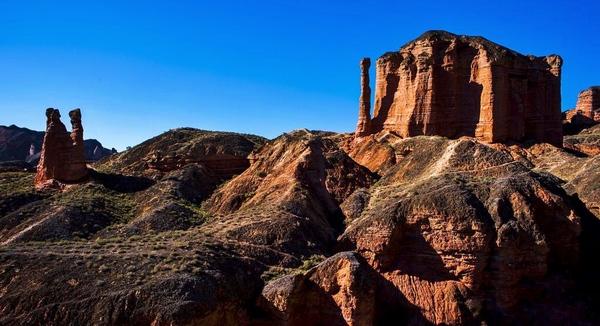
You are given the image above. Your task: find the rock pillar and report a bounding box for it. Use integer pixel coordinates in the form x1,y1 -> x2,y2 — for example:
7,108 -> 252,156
355,58 -> 372,137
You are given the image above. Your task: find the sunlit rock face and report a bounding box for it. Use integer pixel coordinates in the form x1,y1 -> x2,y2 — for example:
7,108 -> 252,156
357,30 -> 563,146
34,108 -> 88,187
563,87 -> 600,135
575,86 -> 600,121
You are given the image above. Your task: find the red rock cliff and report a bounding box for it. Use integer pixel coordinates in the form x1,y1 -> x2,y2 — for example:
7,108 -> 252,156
357,30 -> 563,146
35,108 -> 88,187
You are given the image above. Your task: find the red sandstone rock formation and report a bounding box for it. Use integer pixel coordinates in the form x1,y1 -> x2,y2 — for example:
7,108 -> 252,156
563,124 -> 600,156
563,87 -> 600,135
68,109 -> 86,166
355,58 -> 372,136
575,86 -> 600,120
34,108 -> 88,187
357,30 -> 563,146
260,252 -> 376,326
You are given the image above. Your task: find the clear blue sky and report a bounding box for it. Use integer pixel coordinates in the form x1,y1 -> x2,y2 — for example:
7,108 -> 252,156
1,0 -> 598,150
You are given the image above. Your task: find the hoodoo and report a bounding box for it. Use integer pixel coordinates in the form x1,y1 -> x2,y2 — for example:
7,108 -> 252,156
356,30 -> 563,146
34,108 -> 88,187
355,58 -> 372,136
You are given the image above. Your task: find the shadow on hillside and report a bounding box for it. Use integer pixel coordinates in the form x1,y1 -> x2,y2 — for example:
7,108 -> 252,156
570,193 -> 600,322
250,253 -> 434,325
89,169 -> 155,193
559,145 -> 589,158
563,116 -> 597,135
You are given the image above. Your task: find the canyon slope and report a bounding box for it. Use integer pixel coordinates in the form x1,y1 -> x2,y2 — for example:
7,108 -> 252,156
0,127 -> 599,325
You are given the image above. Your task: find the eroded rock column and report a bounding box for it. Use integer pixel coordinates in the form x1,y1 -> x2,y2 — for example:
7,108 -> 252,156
68,109 -> 88,180
355,58 -> 372,137
35,108 -> 88,188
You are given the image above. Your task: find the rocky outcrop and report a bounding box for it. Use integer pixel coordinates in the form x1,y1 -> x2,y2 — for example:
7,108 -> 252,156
356,30 -> 563,146
203,130 -> 377,257
69,110 -> 86,165
564,124 -> 600,156
34,108 -> 89,187
526,139 -> 600,219
564,87 -> 600,134
260,252 -> 376,326
246,133 -> 596,325
335,135 -> 585,324
575,86 -> 600,121
355,58 -> 372,137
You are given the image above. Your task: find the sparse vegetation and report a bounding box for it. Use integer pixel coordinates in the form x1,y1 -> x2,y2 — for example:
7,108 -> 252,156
299,254 -> 326,272
52,183 -> 136,224
261,254 -> 326,282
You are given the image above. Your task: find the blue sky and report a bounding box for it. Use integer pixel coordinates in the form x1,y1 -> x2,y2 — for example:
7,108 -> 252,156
1,0 -> 598,150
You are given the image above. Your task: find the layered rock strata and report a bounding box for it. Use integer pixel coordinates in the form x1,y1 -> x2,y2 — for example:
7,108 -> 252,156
260,252 -> 376,326
259,134 -> 589,325
563,124 -> 600,156
34,108 -> 88,187
356,30 -> 563,146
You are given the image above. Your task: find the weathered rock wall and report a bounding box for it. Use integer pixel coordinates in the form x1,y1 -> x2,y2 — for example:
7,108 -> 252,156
358,30 -> 563,146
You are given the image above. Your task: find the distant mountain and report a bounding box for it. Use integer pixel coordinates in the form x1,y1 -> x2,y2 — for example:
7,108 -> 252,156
0,124 -> 116,164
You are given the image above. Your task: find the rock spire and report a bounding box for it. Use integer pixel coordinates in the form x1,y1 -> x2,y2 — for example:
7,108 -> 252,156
355,58 -> 372,136
34,108 -> 88,188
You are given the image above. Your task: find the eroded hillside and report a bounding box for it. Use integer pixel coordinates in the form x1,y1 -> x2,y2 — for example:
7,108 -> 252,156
0,127 -> 599,325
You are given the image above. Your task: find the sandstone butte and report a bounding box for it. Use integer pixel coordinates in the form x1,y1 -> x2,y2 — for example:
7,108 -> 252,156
34,108 -> 88,188
355,30 -> 564,146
